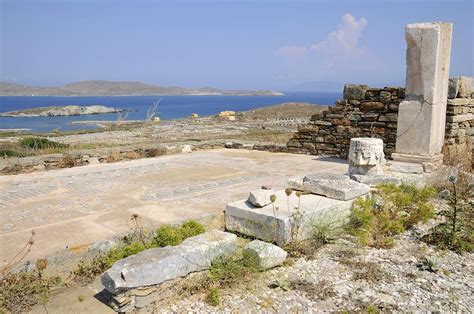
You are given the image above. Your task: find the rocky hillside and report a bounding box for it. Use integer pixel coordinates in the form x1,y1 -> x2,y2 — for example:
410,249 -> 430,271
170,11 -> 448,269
0,81 -> 284,96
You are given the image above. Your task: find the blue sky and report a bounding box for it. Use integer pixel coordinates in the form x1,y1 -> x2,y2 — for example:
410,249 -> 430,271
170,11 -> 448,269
1,0 -> 473,90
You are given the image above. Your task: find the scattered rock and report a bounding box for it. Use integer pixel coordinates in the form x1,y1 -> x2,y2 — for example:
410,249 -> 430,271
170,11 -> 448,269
244,240 -> 287,270
248,189 -> 274,207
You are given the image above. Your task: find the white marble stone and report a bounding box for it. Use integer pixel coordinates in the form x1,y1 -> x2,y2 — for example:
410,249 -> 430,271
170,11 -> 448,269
393,22 -> 452,165
101,231 -> 237,294
225,190 -> 355,246
244,240 -> 287,270
348,138 -> 385,176
248,189 -> 274,208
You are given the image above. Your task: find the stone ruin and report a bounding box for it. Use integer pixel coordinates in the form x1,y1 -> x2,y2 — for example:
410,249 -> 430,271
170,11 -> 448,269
287,22 -> 473,171
100,22 -> 473,312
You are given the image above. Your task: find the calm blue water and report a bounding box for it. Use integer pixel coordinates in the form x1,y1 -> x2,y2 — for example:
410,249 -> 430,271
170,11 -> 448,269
0,92 -> 340,132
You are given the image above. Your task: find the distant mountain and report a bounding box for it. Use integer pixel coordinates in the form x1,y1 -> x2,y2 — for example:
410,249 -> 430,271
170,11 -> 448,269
0,80 -> 284,96
290,81 -> 344,92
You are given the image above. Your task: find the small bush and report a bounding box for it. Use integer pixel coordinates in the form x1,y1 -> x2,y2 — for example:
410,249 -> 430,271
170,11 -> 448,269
0,150 -> 29,158
348,183 -> 436,249
153,220 -> 205,247
205,288 -> 221,306
19,137 -> 68,150
0,271 -> 60,312
423,176 -> 473,253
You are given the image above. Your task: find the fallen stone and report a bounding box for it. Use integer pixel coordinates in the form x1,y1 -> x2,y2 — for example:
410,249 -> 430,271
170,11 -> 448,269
244,240 -> 287,270
225,190 -> 355,246
386,161 -> 424,174
225,142 -> 233,148
248,189 -> 274,208
301,173 -> 370,201
101,230 -> 237,294
350,174 -> 401,187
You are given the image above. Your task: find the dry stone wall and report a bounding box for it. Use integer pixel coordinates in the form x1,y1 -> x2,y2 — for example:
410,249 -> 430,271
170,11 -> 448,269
287,85 -> 404,158
287,79 -> 473,169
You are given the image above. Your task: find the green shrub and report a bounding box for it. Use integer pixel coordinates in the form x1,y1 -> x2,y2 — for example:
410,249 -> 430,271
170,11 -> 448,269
205,288 -> 221,306
153,220 -> 205,247
180,220 -> 206,238
19,137 -> 68,150
348,183 -> 436,249
423,176 -> 473,253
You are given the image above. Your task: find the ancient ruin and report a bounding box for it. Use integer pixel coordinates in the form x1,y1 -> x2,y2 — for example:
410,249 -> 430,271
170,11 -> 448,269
392,22 -> 453,166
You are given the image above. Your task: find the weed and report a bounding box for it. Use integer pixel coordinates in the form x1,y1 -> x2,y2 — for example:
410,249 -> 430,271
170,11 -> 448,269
351,261 -> 389,282
0,271 -> 59,312
205,288 -> 221,306
207,254 -> 259,288
78,295 -> 86,302
153,220 -> 205,247
347,183 -> 436,249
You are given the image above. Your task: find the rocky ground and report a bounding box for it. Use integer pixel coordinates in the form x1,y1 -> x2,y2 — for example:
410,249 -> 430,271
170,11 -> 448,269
157,228 -> 473,312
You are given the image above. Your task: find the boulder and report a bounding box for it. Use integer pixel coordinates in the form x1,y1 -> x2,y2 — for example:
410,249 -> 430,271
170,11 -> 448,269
248,189 -> 274,207
244,240 -> 287,270
101,230 -> 237,294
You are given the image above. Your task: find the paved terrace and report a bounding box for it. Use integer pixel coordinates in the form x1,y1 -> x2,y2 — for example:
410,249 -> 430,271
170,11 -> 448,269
0,149 -> 347,265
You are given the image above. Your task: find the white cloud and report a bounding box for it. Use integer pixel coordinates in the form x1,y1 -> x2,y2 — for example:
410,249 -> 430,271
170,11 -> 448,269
311,13 -> 368,57
275,45 -> 308,58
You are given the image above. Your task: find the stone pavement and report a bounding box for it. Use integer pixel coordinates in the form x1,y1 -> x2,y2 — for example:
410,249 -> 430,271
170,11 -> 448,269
0,149 -> 347,266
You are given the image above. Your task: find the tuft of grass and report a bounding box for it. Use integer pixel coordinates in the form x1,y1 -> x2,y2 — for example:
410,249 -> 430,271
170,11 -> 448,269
205,288 -> 221,306
0,149 -> 30,158
347,183 -> 436,249
153,220 -> 205,247
207,254 -> 260,288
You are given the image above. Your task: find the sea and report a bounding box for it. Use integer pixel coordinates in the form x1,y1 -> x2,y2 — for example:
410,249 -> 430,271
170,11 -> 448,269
0,92 -> 340,132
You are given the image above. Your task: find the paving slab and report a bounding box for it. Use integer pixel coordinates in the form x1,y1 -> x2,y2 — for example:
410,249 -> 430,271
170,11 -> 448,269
0,149 -> 348,266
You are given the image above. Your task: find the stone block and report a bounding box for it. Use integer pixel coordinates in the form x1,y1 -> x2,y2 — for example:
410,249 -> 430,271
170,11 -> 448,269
386,161 -> 424,174
244,240 -> 287,270
343,84 -> 369,101
448,76 -> 473,99
350,174 -> 401,187
101,230 -> 237,294
348,138 -> 385,176
248,189 -> 274,208
301,173 -> 370,200
225,190 -> 355,246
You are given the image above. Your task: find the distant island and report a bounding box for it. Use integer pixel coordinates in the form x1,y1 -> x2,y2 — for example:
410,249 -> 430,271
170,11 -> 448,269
0,80 -> 284,96
0,105 -> 123,117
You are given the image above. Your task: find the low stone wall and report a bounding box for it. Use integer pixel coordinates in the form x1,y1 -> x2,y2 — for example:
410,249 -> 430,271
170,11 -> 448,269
287,79 -> 473,170
287,85 -> 404,158
444,98 -> 474,170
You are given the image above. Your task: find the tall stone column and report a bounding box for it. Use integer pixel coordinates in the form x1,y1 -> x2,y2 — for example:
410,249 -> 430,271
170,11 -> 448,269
392,22 -> 452,166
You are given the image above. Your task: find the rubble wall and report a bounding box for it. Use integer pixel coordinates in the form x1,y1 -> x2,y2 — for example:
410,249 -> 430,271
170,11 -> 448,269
287,81 -> 473,169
